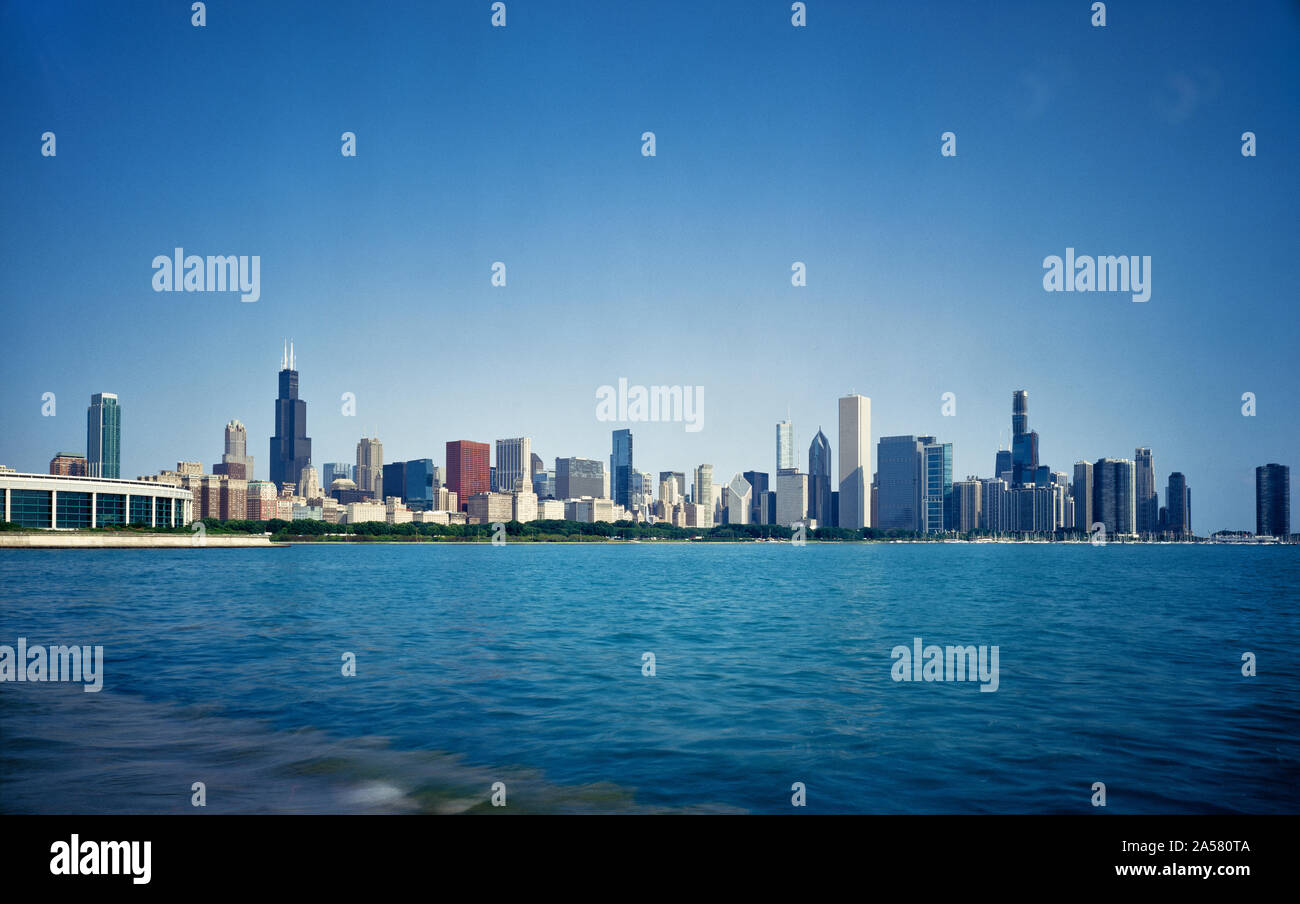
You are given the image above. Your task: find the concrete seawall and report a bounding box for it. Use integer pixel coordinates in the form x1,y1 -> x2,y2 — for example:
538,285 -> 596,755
0,533 -> 279,549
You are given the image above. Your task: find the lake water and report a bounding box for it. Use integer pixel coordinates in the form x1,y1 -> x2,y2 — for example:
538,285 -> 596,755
2,543 -> 1297,814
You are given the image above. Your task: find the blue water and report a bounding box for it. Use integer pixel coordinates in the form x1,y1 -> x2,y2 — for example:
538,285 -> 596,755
2,543 -> 1297,814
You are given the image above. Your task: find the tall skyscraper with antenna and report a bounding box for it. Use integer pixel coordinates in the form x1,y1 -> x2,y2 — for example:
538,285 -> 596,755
269,341 -> 312,490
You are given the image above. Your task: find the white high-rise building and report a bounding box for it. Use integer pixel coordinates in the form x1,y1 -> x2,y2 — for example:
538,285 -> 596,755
496,437 -> 533,494
837,394 -> 871,529
776,419 -> 795,473
724,473 -> 752,525
693,464 -> 713,528
776,469 -> 809,526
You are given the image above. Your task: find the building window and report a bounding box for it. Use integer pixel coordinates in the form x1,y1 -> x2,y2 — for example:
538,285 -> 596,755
96,493 -> 126,526
129,495 -> 153,525
156,497 -> 173,526
10,490 -> 52,528
56,491 -> 93,529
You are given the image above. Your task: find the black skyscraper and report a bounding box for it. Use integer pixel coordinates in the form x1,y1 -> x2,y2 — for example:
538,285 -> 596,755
270,342 -> 312,490
1010,390 -> 1039,488
1256,463 -> 1290,537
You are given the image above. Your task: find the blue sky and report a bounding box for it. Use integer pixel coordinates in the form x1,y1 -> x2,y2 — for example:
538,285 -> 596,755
1,0 -> 1296,532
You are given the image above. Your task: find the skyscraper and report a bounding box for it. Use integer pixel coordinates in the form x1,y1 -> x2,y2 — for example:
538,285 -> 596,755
556,457 -> 605,499
610,429 -> 633,508
447,441 -> 491,510
356,436 -> 384,498
1010,390 -> 1038,488
877,435 -> 923,531
775,468 -> 808,525
215,419 -> 254,480
659,471 -> 686,500
382,461 -> 406,502
86,392 -> 121,479
694,464 -> 714,527
405,459 -> 436,510
743,471 -> 769,524
1134,447 -> 1158,535
1255,463 -> 1290,537
776,419 -> 795,473
1165,471 -> 1191,538
920,436 -> 953,533
1072,460 -> 1094,533
497,437 -> 533,493
1093,458 -> 1136,536
269,342 -> 312,490
807,428 -> 832,527
724,474 -> 752,525
837,394 -> 870,529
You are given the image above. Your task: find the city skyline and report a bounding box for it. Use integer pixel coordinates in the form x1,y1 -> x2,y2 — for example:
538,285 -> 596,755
2,2 -> 1297,533
9,350 -> 1290,536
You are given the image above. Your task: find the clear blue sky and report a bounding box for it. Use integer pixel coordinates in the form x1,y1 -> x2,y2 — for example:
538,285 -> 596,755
2,0 -> 1296,532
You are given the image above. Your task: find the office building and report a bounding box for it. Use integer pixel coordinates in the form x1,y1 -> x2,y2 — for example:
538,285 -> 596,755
269,343 -> 312,490
877,435 -> 923,531
447,441 -> 491,510
1093,458 -> 1137,536
693,464 -> 714,527
776,419 -> 795,473
1010,390 -> 1039,487
743,471 -> 769,524
808,428 -> 832,527
837,394 -> 870,529
953,478 -> 982,532
86,392 -> 121,479
214,419 -> 254,481
776,468 -> 808,526
556,457 -> 605,499
724,474 -> 752,525
920,436 -> 953,533
356,436 -> 383,499
497,437 -> 533,494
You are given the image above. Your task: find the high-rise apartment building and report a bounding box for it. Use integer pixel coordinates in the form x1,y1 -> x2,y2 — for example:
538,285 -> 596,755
693,464 -> 714,527
49,453 -> 87,476
1255,463 -> 1290,537
1072,460 -> 1094,533
1134,447 -> 1158,535
1165,471 -> 1191,537
610,430 -> 633,508
775,468 -> 808,526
